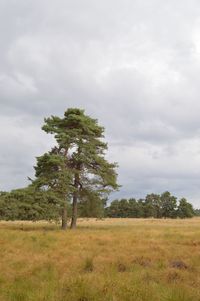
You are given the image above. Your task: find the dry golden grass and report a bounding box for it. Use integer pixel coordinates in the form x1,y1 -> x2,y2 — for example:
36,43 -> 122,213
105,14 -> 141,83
0,218 -> 200,301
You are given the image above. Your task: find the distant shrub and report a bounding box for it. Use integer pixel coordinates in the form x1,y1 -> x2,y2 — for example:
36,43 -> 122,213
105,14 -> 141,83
83,257 -> 94,272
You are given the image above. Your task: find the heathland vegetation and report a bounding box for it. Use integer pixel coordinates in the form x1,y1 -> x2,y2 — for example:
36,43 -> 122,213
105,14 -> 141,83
0,218 -> 200,301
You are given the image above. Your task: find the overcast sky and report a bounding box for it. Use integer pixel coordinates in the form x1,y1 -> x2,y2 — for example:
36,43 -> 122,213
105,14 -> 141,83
1,0 -> 200,207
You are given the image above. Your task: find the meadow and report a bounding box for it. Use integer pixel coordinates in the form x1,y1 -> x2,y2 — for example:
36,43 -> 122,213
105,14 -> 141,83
0,218 -> 200,301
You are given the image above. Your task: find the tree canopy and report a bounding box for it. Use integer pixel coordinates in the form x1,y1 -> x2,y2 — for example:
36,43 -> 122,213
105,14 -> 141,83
105,192 -> 195,219
33,108 -> 119,228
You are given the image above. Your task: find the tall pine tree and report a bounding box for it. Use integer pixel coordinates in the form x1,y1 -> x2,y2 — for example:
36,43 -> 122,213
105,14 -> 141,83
34,108 -> 119,229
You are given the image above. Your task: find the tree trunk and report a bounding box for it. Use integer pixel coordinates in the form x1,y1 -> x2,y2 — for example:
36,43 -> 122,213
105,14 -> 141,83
61,205 -> 67,230
71,173 -> 79,229
70,191 -> 78,229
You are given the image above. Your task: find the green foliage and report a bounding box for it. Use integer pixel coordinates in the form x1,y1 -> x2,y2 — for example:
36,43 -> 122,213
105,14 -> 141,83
177,198 -> 194,218
160,191 -> 177,218
33,152 -> 72,210
0,188 -> 196,221
105,198 -> 144,218
36,108 -> 119,228
144,194 -> 162,218
0,187 -> 61,221
41,108 -> 119,192
78,192 -> 106,218
34,153 -> 71,195
106,192 -> 195,219
194,209 -> 200,216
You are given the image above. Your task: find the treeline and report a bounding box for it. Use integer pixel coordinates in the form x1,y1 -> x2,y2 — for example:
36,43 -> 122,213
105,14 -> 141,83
195,209 -> 200,216
0,188 -> 61,221
0,189 -> 198,221
105,192 -> 196,219
0,187 -> 105,221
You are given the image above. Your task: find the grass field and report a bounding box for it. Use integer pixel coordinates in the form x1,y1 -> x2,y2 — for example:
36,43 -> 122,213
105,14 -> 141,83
0,218 -> 200,301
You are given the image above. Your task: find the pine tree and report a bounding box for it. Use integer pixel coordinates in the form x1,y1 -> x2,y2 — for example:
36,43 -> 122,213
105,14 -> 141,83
35,108 -> 119,229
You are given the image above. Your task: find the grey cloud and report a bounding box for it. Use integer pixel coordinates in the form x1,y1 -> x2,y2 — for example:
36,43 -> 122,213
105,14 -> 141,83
1,0 -> 200,207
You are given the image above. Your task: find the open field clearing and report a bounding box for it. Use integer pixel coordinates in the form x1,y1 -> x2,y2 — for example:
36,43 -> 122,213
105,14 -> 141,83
0,218 -> 200,301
